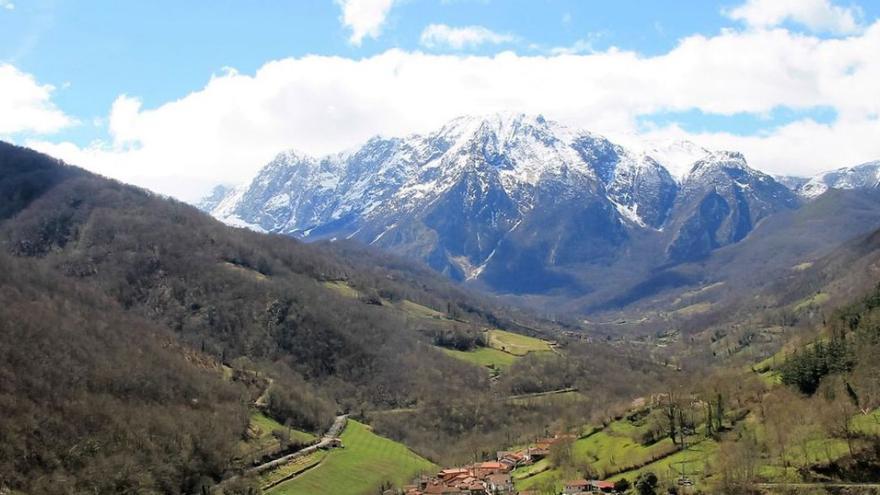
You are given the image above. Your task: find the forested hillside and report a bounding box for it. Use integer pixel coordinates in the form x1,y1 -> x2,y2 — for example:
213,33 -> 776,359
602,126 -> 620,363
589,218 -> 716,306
0,253 -> 249,493
0,142 -> 672,493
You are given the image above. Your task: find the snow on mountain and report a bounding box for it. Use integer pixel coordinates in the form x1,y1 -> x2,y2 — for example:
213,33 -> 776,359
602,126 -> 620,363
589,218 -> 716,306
207,113 -> 680,233
641,140 -> 713,181
201,113 -> 800,292
774,175 -> 809,193
665,150 -> 800,261
800,161 -> 880,199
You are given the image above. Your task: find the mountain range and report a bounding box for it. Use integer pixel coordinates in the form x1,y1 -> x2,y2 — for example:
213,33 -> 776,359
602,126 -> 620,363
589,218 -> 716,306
201,113 -> 880,303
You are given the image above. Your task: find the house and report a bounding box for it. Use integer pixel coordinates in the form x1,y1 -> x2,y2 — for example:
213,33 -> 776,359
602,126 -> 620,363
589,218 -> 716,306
564,479 -> 591,494
496,451 -> 515,460
527,447 -> 549,460
421,480 -> 468,495
438,468 -> 470,482
497,450 -> 528,469
472,461 -> 508,477
485,473 -> 514,494
591,480 -> 616,493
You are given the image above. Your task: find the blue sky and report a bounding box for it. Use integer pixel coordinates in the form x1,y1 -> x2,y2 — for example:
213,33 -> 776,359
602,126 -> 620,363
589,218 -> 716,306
1,0 -> 879,199
3,1 -> 742,134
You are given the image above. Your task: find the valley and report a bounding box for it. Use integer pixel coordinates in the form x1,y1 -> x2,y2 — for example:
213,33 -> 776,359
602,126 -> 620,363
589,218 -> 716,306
2,132 -> 880,495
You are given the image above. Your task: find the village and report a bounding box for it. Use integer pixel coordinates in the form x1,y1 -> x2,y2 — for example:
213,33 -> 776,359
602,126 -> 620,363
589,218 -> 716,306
395,436 -> 621,495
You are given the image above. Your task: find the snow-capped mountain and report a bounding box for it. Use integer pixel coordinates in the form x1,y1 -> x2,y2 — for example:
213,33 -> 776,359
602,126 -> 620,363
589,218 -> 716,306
798,161 -> 880,199
202,113 -> 799,293
666,151 -> 799,261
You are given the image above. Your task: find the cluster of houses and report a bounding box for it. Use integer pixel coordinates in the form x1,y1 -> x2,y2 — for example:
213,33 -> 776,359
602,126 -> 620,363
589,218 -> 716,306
401,462 -> 515,495
393,436 -> 619,495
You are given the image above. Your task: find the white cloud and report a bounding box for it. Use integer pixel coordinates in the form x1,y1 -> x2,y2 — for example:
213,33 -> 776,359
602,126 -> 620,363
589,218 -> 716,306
24,20 -> 880,200
420,24 -> 515,50
336,0 -> 397,45
725,0 -> 863,34
0,64 -> 73,135
0,0 -> 14,11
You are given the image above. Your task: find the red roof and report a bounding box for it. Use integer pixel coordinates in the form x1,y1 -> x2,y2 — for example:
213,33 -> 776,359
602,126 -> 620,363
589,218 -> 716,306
595,481 -> 615,489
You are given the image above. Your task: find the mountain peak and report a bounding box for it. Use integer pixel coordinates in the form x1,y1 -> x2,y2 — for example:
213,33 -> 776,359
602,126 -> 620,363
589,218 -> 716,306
640,139 -> 712,180
800,159 -> 880,198
433,112 -> 561,143
686,150 -> 749,178
267,148 -> 317,169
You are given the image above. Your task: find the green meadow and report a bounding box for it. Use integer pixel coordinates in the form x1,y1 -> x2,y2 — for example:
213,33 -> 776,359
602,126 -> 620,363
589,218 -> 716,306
266,420 -> 436,495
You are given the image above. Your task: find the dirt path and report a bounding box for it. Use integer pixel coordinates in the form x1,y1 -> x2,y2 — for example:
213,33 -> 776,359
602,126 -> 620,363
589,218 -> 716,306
254,377 -> 274,408
503,387 -> 578,401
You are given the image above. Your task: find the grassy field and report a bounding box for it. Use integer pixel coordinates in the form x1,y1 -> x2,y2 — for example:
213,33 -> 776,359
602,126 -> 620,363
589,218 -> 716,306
794,292 -> 830,311
486,329 -> 552,355
515,436 -> 717,493
321,279 -> 552,373
514,416 -> 680,492
397,299 -> 447,319
266,420 -> 436,495
321,280 -> 361,299
261,451 -> 327,490
238,411 -> 317,459
608,438 -> 720,484
441,346 -> 517,370
505,389 -> 582,406
672,302 -> 713,316
511,458 -> 551,481
792,261 -> 814,271
853,409 -> 880,436
222,261 -> 269,281
571,430 -> 678,477
514,464 -> 559,492
439,329 -> 553,373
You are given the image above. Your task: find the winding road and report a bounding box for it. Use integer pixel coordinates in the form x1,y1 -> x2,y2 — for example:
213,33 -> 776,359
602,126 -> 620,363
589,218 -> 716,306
248,414 -> 348,475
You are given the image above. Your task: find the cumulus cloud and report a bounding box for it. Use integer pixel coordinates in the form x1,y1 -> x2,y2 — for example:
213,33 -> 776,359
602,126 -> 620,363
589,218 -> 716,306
0,64 -> 73,135
336,0 -> 397,45
419,24 -> 515,49
24,20 -> 880,201
725,0 -> 863,34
